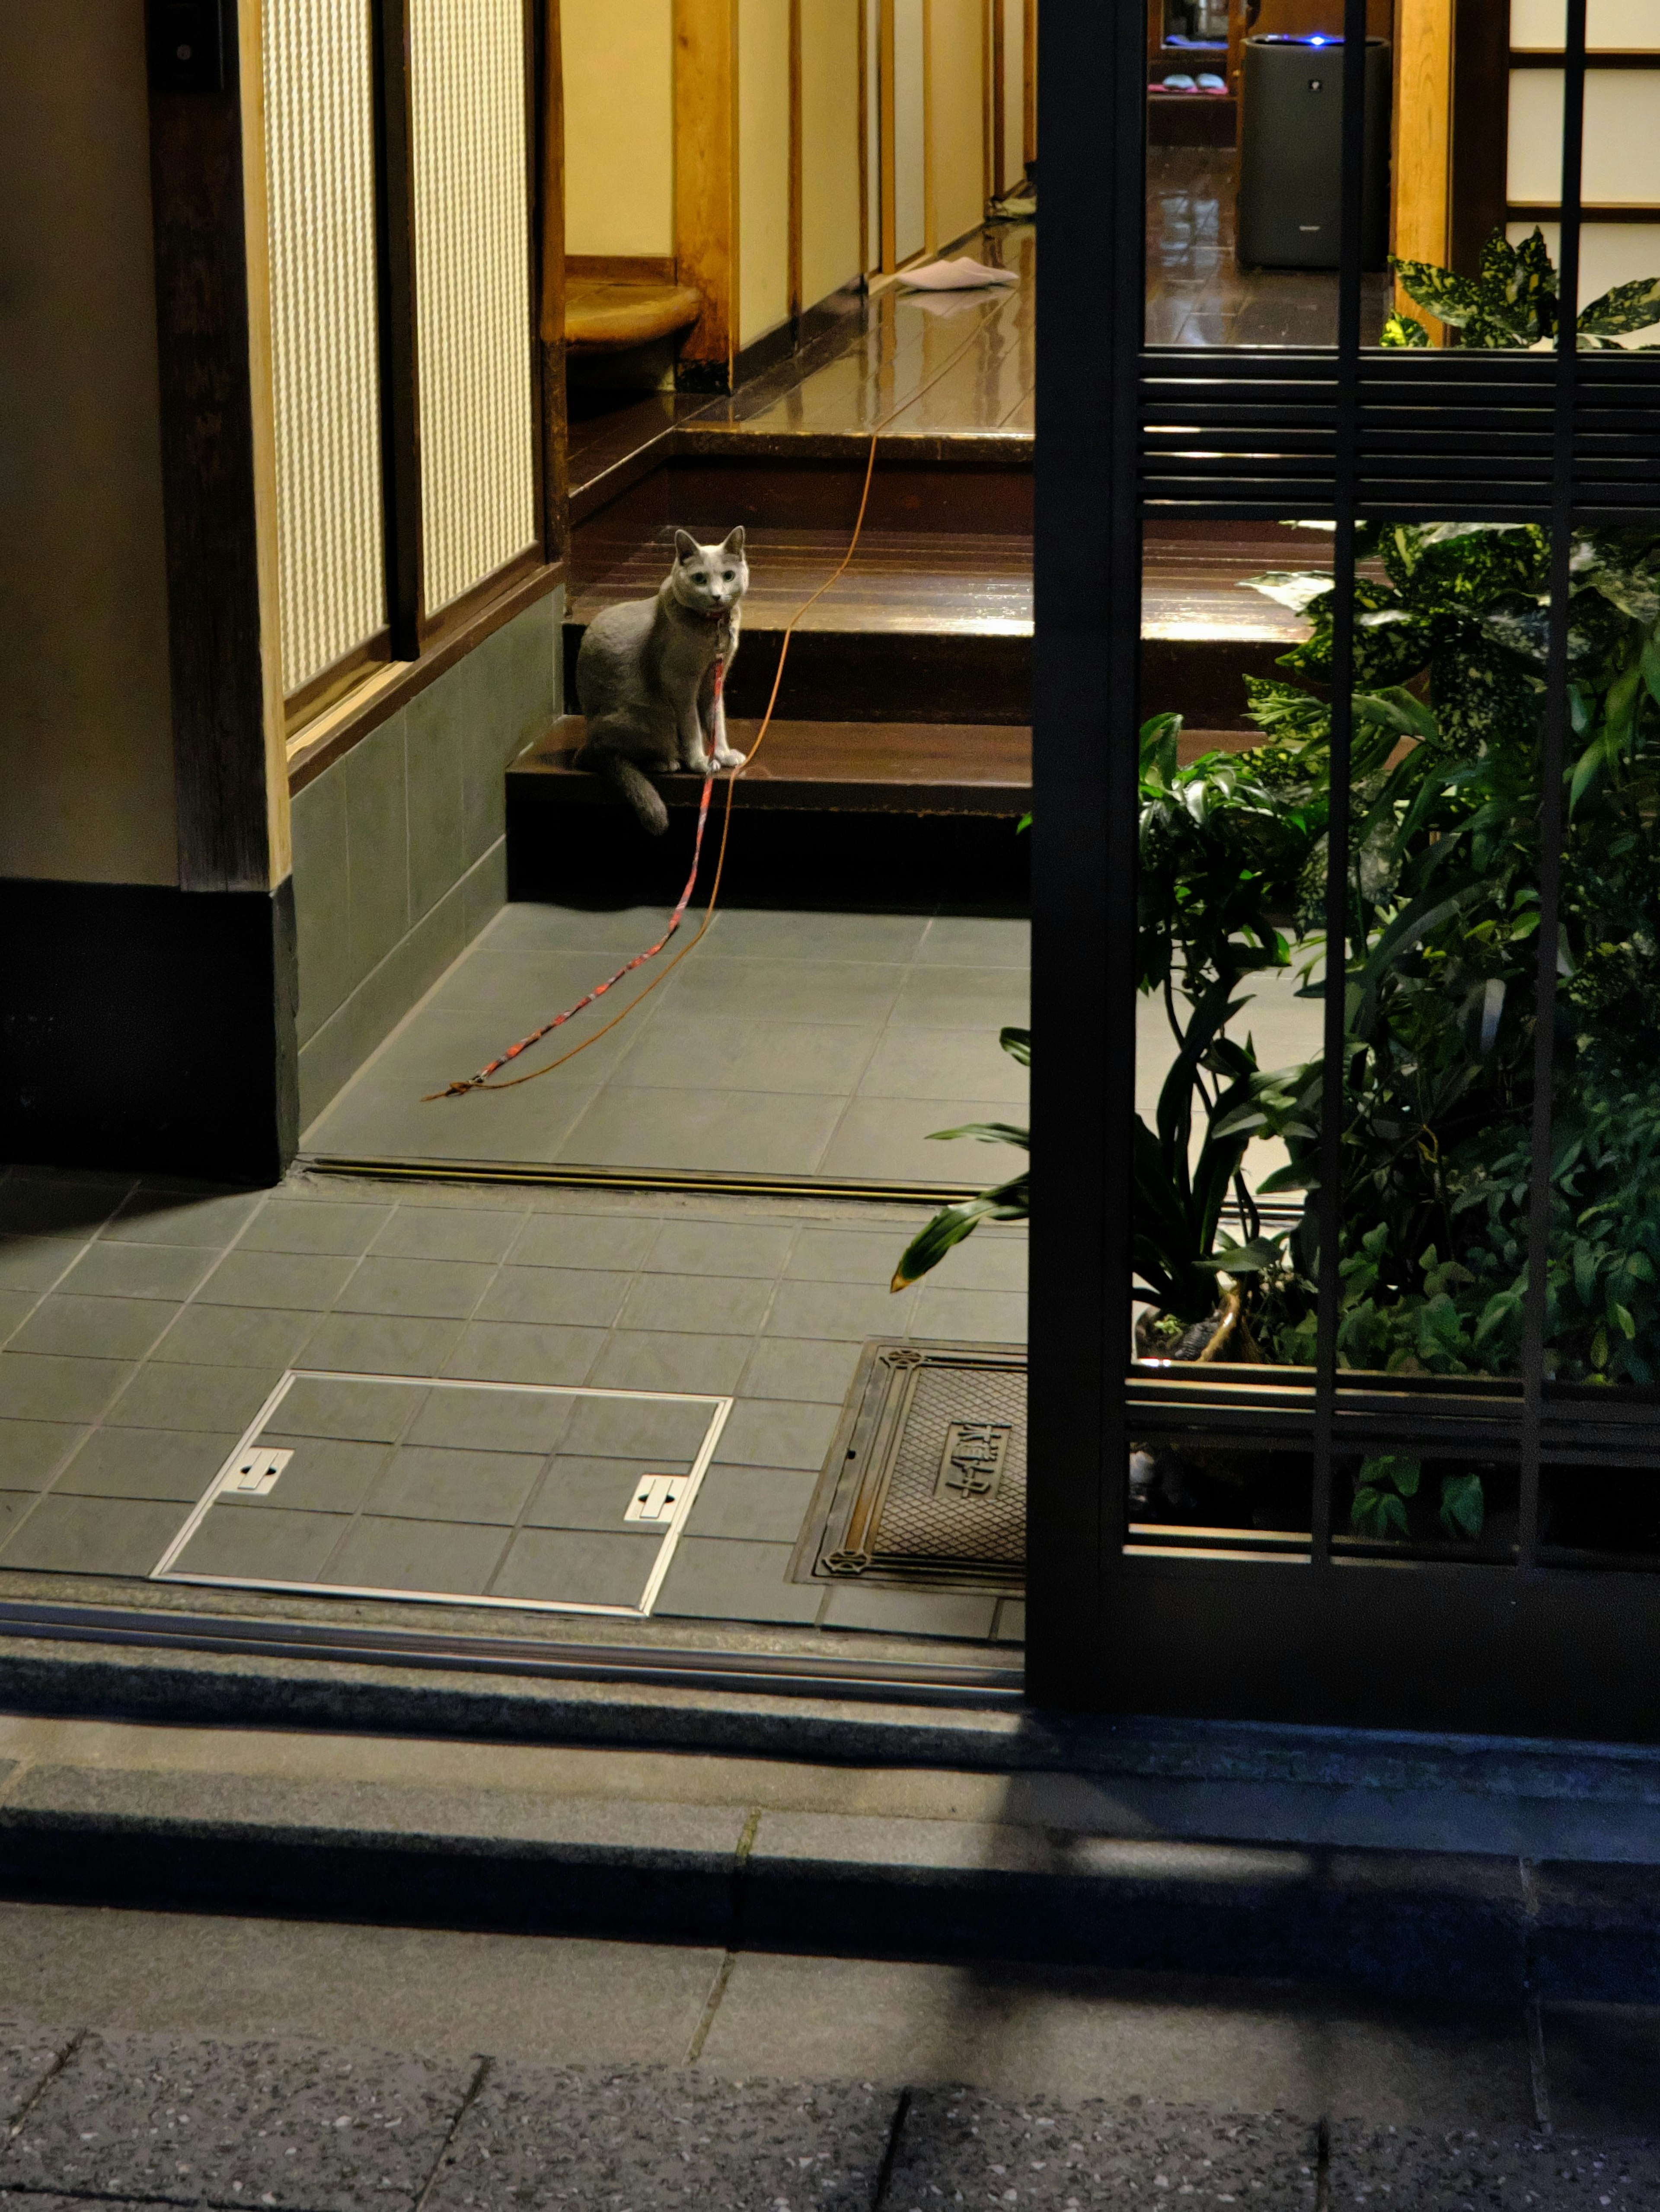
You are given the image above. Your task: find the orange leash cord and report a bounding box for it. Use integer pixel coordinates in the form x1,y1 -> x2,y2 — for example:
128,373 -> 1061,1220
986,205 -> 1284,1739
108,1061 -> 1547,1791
433,290 -> 1008,1100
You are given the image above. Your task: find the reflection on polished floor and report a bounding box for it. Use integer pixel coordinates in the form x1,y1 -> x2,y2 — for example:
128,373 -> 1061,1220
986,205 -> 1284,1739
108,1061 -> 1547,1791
1147,148 -> 1390,348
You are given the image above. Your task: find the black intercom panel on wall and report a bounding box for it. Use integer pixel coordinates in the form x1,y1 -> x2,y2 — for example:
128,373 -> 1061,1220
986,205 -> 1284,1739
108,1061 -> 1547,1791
147,0 -> 227,96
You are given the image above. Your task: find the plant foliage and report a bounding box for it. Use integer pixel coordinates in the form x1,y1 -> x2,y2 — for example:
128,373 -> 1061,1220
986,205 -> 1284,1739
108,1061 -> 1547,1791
1385,227 -> 1660,351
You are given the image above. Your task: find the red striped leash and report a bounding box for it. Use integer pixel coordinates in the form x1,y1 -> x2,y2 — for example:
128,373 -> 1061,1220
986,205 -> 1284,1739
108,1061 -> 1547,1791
428,658 -> 724,1099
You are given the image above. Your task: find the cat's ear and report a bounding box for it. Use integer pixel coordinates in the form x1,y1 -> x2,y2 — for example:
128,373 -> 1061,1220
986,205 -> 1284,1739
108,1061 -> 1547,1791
673,529 -> 699,561
721,527 -> 747,555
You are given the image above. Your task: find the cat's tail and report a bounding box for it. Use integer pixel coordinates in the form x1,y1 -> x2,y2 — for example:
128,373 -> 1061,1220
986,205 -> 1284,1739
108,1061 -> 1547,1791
576,748 -> 669,836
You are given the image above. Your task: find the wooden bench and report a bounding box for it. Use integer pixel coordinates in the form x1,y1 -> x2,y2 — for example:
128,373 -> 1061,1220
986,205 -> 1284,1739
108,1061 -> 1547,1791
565,277 -> 704,354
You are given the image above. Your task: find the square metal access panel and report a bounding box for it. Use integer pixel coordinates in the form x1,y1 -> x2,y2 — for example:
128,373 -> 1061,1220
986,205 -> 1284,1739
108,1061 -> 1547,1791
151,1371 -> 731,1618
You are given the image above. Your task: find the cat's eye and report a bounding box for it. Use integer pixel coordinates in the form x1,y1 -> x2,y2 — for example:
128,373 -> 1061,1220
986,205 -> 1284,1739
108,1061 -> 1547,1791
722,570 -> 734,580
692,572 -> 707,582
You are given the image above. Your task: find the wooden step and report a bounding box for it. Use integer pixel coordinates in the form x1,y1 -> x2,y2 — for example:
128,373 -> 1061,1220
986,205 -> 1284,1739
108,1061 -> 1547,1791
507,718 -> 1033,912
511,716 -> 1032,816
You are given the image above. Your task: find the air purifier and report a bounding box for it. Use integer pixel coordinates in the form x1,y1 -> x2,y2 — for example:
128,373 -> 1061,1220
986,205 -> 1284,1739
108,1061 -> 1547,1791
1237,34 -> 1392,271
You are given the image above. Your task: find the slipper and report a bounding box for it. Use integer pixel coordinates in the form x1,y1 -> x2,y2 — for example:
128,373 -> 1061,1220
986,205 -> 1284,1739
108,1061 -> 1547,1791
898,256 -> 1021,291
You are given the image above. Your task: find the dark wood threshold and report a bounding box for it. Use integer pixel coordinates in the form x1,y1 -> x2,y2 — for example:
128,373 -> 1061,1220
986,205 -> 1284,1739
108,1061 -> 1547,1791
510,714 -> 1032,816
287,556 -> 565,794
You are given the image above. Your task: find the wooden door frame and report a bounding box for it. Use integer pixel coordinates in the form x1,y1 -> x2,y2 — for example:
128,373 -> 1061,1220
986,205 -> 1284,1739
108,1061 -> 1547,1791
674,0 -> 741,386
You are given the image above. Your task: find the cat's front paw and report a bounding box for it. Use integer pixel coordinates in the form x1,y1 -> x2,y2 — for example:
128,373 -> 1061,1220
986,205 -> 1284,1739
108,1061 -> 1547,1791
713,747 -> 747,769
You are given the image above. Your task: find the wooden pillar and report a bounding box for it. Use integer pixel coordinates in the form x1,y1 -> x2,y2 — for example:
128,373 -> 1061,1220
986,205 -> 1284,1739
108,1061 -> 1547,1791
922,0 -> 937,253
1450,0 -> 1509,280
1395,0 -> 1455,338
880,0 -> 897,270
788,0 -> 803,324
536,0 -> 569,559
675,0 -> 740,388
1022,0 -> 1037,169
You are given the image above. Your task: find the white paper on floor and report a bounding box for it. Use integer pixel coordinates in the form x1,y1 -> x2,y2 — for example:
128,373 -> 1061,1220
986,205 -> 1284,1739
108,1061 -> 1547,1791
898,256 -> 1020,291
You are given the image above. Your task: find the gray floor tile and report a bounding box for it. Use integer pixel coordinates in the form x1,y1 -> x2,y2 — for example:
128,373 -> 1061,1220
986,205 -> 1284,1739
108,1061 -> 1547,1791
765,1277 -> 917,1341
783,1230 -> 913,1286
104,1363 -> 282,1435
0,1494 -> 37,1548
586,1331 -> 752,1395
274,1374 -> 426,1443
821,1585 -> 1000,1640
712,1398 -> 842,1471
312,1074 -> 603,1166
99,1188 -> 265,1248
0,1237 -> 85,1295
366,1443 -> 545,1526
523,1457 -> 660,1531
444,1321 -> 608,1387
911,1286 -> 1027,1342
914,914 -> 1031,967
559,1395 -> 721,1462
299,1312 -> 465,1377
424,946 -> 649,1018
489,1526 -> 661,1607
887,2094 -> 1318,2211
506,1212 -> 661,1271
318,1514 -> 510,1596
370,1206 -> 525,1263
995,1597 -> 1027,1643
856,1025 -> 1031,1103
887,965 -> 1031,1030
643,1219 -> 795,1280
614,1271 -> 774,1337
51,1427 -> 238,1503
0,1355 -> 136,1426
818,1096 -> 1026,1183
8,1295 -> 180,1364
0,1420 -> 87,1491
54,1242 -> 217,1302
424,2060 -> 897,2212
197,1249 -> 360,1312
0,1178 -> 130,1239
474,1266 -> 631,1328
240,1200 -> 396,1256
172,1502 -> 354,1583
0,2027 -> 475,2211
0,2017 -> 75,2128
149,1303 -> 319,1369
405,1386 -> 575,1455
480,901 -> 683,953
0,1286 -> 48,1343
685,1465 -> 818,1543
0,1493 -> 186,1577
332,1256 -> 497,1321
246,1435 -> 393,1514
669,954 -> 908,1026
609,1012 -> 879,1097
738,1336 -> 865,1404
710,908 -> 932,963
905,1228 -> 1027,1293
557,1087 -> 845,1175
654,1535 -> 823,1623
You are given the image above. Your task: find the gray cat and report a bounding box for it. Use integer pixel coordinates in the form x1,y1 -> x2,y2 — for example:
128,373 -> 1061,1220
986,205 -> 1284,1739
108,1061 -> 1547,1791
572,527 -> 750,834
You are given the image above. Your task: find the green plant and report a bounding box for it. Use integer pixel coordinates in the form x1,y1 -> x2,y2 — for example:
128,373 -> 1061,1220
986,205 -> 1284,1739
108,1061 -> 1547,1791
1385,226 -> 1660,351
891,1028 -> 1029,1291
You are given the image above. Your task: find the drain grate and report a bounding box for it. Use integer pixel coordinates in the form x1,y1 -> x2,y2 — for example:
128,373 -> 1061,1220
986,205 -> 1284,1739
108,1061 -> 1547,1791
795,1340 -> 1025,1593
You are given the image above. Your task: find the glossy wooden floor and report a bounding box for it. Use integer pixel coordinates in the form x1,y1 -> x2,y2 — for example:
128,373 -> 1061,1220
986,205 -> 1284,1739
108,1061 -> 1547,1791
1146,147 -> 1391,348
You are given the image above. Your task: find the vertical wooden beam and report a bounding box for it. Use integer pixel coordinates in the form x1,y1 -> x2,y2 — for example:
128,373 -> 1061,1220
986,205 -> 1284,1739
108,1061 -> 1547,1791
788,0 -> 803,326
1023,0 -> 1036,169
922,0 -> 936,253
534,0 -> 569,561
858,0 -> 872,272
675,0 -> 740,389
1451,0 -> 1508,279
370,0 -> 423,658
992,0 -> 1006,199
147,0 -> 287,892
983,0 -> 995,210
880,0 -> 897,271
1395,0 -> 1454,339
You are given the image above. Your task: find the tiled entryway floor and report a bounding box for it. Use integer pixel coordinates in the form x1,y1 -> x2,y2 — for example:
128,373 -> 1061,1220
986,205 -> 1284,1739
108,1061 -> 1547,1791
300,903 -> 1031,1184
0,1164 -> 1025,1646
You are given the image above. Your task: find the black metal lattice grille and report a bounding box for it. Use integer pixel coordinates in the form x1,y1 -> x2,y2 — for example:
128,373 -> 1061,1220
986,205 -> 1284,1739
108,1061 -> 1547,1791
1140,349 -> 1660,521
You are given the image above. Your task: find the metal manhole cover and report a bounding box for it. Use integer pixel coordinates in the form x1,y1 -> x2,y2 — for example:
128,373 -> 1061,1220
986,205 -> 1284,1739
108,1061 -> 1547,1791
149,1370 -> 731,1619
794,1340 -> 1026,1593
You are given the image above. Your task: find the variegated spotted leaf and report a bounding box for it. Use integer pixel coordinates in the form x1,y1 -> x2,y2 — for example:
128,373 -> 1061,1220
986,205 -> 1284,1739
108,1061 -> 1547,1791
1578,275 -> 1660,337
1380,311 -> 1430,348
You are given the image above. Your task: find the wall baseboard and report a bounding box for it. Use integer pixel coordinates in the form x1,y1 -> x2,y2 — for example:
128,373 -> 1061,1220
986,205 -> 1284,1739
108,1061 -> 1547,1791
0,878 -> 297,1187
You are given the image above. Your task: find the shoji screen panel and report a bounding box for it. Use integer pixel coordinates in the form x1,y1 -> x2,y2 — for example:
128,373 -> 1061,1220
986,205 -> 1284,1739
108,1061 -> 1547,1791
409,0 -> 537,618
262,0 -> 386,699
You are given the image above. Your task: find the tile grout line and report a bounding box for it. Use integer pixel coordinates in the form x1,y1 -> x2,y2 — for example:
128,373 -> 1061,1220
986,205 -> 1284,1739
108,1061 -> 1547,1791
409,2052 -> 494,2212
3,2025 -> 88,2145
870,2085 -> 915,2212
